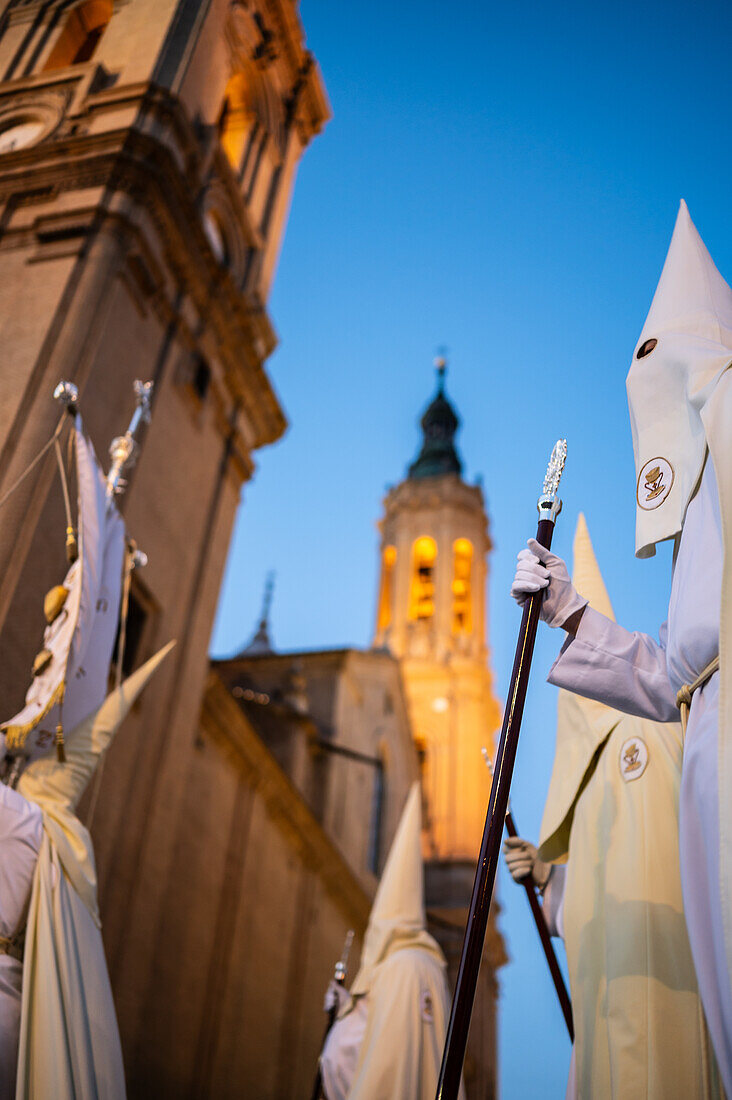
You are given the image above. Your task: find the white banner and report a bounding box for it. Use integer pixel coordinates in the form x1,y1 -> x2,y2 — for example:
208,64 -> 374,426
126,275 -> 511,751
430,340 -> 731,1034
2,417 -> 126,762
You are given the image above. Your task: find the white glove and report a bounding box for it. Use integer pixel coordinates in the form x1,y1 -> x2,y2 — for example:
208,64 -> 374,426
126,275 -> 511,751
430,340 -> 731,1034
510,538 -> 587,628
324,979 -> 352,1015
503,836 -> 551,890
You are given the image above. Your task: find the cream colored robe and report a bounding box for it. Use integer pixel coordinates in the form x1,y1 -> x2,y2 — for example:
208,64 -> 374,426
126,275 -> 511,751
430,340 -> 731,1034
11,643 -> 173,1099
539,698 -> 721,1098
537,515 -> 721,1098
345,944 -> 453,1100
14,808 -> 125,1099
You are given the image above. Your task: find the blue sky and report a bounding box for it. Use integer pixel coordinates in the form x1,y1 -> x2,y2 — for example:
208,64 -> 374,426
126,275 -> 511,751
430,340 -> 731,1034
211,2 -> 732,1094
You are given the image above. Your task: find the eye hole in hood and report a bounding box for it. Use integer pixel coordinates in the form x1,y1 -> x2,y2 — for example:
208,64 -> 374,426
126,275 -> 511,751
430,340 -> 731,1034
636,337 -> 658,359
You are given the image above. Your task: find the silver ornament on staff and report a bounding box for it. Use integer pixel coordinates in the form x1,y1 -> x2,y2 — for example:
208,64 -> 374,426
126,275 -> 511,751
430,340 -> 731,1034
436,440 -> 567,1100
310,929 -> 355,1100
106,379 -> 153,501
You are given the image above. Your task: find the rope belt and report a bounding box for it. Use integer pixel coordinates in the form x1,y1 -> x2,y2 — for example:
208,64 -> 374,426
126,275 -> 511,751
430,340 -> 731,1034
676,655 -> 720,735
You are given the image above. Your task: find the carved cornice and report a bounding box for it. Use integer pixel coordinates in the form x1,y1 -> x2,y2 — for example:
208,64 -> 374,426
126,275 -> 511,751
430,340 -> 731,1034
0,84 -> 285,448
201,672 -> 372,930
228,0 -> 330,143
4,1 -> 131,25
382,474 -> 492,548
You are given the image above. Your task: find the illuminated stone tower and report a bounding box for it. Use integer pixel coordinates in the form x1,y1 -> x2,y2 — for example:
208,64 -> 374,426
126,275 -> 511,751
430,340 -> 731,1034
374,361 -> 501,857
373,360 -> 505,1097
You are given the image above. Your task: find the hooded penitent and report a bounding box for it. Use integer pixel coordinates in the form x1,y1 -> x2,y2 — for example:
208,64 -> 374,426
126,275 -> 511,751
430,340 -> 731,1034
627,198 -> 732,1042
13,642 -> 174,1100
322,782 -> 462,1100
538,518 -> 720,1100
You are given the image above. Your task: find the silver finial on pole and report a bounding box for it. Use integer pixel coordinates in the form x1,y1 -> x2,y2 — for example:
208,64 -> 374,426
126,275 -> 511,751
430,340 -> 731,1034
131,548 -> 148,570
537,439 -> 567,523
334,929 -> 354,983
53,381 -> 79,413
106,380 -> 154,501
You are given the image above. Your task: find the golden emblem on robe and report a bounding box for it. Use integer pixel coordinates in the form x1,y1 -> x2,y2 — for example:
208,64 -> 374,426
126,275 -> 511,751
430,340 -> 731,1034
637,457 -> 674,510
619,735 -> 649,781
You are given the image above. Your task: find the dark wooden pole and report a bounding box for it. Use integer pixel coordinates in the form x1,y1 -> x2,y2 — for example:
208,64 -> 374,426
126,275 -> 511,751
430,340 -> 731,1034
310,930 -> 354,1100
436,440 -> 566,1100
309,999 -> 339,1100
503,807 -> 574,1040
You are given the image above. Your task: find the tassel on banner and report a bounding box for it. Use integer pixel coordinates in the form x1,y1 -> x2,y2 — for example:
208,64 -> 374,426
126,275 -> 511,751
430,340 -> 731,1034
65,526 -> 78,564
55,722 -> 66,763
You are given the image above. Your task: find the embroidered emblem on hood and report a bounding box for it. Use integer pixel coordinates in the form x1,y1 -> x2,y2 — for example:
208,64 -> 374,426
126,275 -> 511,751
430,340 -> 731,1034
637,457 -> 674,510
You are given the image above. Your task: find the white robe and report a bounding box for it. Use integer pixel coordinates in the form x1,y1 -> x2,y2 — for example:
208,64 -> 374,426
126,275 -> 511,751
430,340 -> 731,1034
548,456 -> 732,1093
322,946 -> 453,1100
0,788 -> 41,1100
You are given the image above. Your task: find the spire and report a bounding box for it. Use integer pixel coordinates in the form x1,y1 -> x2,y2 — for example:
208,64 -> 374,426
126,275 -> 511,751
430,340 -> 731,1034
242,572 -> 275,655
408,355 -> 463,480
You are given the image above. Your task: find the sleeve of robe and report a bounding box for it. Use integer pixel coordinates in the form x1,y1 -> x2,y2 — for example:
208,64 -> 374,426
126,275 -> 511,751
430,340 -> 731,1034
541,864 -> 567,939
347,948 -> 460,1100
548,607 -> 678,722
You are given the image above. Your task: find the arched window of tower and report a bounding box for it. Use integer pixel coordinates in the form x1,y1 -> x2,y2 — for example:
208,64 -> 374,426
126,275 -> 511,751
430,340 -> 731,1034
452,538 -> 473,634
43,0 -> 112,71
376,545 -> 397,633
409,536 -> 437,621
218,66 -> 285,180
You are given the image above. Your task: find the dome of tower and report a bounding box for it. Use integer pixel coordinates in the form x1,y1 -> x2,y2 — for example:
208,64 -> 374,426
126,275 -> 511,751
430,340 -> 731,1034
408,361 -> 463,480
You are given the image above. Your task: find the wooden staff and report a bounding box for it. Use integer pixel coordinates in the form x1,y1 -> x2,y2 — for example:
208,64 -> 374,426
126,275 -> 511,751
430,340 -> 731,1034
310,929 -> 354,1100
436,441 -> 567,1100
482,750 -> 573,1039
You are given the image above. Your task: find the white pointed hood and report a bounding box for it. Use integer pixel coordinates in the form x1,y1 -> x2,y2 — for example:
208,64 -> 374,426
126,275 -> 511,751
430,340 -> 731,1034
539,518 -> 622,860
349,782 -> 444,998
626,200 -> 732,557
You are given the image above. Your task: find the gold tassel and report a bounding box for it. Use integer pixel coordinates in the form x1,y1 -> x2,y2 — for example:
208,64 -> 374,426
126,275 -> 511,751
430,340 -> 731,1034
32,649 -> 52,677
44,584 -> 69,624
55,721 -> 66,763
65,526 -> 78,563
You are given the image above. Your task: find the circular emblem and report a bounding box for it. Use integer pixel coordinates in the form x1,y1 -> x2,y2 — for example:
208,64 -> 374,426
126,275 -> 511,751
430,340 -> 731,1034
619,735 -> 648,782
637,457 -> 674,510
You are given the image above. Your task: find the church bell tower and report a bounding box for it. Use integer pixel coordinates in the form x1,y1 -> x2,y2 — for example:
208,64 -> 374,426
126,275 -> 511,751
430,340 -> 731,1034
374,360 -> 500,858
373,359 -> 505,1097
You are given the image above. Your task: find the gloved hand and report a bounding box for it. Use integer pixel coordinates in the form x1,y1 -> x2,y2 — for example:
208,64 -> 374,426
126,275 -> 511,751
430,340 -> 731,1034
503,836 -> 551,890
510,538 -> 587,628
324,979 -> 352,1015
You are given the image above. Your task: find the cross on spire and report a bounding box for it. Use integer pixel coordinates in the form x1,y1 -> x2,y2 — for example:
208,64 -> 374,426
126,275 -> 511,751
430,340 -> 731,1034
407,352 -> 462,480
434,347 -> 448,392
242,571 -> 276,655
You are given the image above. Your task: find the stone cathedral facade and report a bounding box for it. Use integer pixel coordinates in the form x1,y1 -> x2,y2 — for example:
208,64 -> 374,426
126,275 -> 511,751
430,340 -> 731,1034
0,1 -> 330,1095
0,3 -> 506,1097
